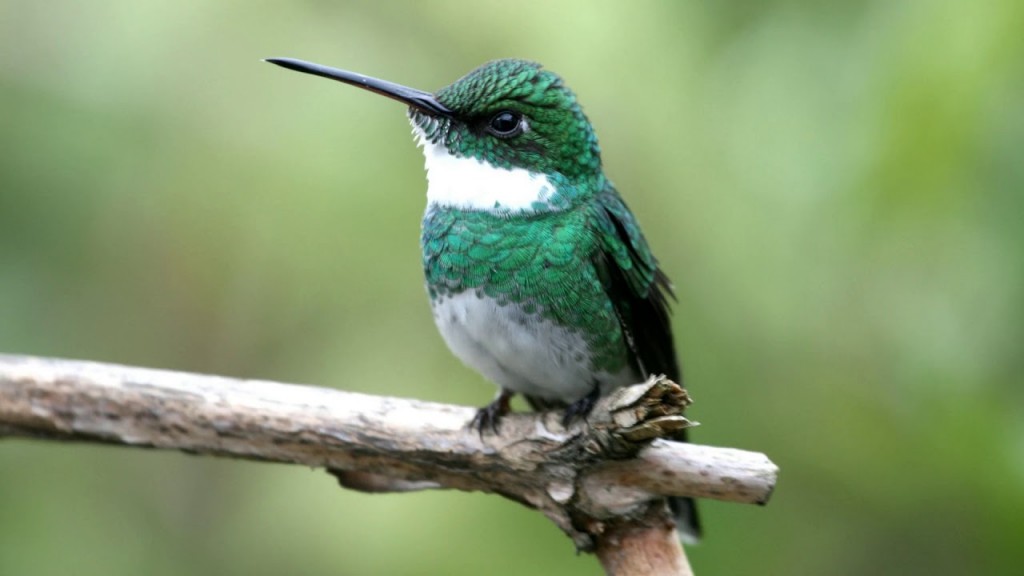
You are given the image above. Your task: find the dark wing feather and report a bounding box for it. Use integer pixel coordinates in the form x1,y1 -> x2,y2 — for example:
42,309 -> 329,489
593,188 -> 702,542
593,190 -> 681,385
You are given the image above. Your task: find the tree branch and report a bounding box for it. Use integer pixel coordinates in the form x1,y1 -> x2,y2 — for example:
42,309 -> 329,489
0,354 -> 778,573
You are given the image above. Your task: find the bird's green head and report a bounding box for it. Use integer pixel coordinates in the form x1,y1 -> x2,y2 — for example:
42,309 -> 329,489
266,57 -> 605,212
413,59 -> 601,181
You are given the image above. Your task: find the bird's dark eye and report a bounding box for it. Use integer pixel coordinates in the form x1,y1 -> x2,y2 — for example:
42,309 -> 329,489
486,110 -> 524,138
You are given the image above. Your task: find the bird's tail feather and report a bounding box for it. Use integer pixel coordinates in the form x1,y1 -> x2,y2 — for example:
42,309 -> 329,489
670,496 -> 702,545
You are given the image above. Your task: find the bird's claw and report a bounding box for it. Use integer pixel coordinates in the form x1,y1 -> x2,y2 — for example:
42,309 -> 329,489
469,390 -> 513,436
561,385 -> 601,427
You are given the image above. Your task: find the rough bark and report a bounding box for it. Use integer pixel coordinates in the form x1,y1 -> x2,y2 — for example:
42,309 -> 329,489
0,354 -> 778,571
594,502 -> 694,576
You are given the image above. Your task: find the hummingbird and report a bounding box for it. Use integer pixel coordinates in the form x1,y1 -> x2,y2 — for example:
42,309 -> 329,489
265,57 -> 700,542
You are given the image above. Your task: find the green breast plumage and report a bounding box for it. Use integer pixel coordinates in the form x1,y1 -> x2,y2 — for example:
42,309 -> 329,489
421,204 -> 637,402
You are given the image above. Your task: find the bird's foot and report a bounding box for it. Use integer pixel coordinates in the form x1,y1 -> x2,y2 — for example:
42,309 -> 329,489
561,385 -> 601,427
470,389 -> 513,435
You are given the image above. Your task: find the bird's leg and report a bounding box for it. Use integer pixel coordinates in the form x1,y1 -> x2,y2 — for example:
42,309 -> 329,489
470,388 -> 514,435
562,384 -> 602,427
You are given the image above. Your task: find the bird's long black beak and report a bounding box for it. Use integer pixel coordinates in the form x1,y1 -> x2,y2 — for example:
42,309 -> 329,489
265,57 -> 453,117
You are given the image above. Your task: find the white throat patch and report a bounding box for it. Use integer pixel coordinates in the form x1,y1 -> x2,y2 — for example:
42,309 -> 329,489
412,124 -> 555,211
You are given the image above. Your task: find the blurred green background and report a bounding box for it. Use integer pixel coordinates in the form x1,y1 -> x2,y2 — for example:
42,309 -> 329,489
2,1 -> 1022,574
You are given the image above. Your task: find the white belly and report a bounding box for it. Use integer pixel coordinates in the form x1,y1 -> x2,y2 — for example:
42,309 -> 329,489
431,291 -> 634,404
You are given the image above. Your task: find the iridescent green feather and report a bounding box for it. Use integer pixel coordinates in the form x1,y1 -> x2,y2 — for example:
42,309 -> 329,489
423,203 -> 633,374
421,178 -> 675,380
411,60 -> 601,184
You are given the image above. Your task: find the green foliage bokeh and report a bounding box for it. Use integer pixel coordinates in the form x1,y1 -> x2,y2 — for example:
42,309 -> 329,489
1,1 -> 1022,574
